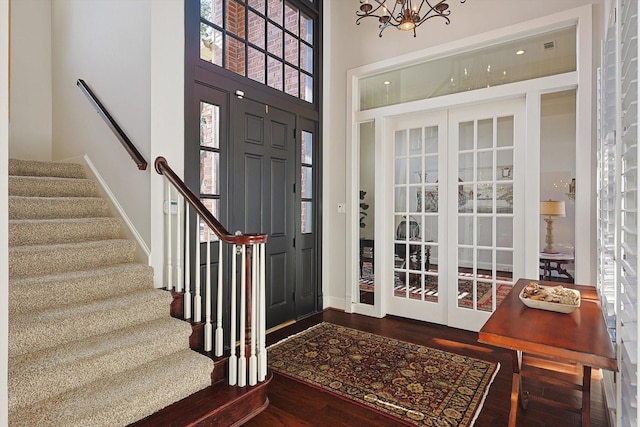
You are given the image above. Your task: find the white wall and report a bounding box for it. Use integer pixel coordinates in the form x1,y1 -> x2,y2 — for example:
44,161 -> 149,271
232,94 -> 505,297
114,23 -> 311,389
149,0 -> 184,288
1,0 -> 9,422
9,0 -> 52,160
323,0 -> 603,307
51,0 -> 152,245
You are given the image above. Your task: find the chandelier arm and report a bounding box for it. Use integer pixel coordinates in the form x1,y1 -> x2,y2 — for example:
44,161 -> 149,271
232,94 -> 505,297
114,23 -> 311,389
418,0 -> 452,21
414,13 -> 451,28
356,0 -> 399,20
357,15 -> 403,29
415,0 -> 432,19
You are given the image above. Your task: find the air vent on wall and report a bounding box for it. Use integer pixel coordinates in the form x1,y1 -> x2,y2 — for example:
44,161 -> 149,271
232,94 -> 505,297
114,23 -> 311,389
543,41 -> 556,50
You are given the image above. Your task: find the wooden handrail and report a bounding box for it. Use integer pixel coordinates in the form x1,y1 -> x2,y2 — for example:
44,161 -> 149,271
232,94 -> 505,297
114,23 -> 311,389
77,79 -> 148,170
154,157 -> 267,245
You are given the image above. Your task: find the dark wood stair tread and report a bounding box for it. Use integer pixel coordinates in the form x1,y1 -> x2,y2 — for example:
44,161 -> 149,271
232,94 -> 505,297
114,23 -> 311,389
128,371 -> 272,427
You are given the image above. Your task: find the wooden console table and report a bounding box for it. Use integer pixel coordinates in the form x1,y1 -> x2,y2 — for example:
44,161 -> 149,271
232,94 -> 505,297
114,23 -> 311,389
478,278 -> 617,426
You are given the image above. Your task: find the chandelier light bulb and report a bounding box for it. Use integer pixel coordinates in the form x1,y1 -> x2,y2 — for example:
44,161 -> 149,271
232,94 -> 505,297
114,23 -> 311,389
399,9 -> 416,31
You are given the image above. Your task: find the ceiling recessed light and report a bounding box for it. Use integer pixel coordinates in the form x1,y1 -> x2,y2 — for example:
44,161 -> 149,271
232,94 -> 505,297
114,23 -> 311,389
384,81 -> 391,85
516,49 -> 526,55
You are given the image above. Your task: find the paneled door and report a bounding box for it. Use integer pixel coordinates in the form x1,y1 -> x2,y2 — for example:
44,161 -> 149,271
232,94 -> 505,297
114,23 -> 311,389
387,99 -> 524,331
233,97 -> 296,329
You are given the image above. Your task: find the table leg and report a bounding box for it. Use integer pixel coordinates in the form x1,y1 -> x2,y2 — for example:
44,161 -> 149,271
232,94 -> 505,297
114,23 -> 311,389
555,261 -> 574,281
582,366 -> 591,427
509,372 -> 519,427
509,350 -> 527,426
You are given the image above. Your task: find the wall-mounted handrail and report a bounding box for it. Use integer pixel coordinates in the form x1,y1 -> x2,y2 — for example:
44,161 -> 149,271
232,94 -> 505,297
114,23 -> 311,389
77,79 -> 148,170
154,156 -> 267,246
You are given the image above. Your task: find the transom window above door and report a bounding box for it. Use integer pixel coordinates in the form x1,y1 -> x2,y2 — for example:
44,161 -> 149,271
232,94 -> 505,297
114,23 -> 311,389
200,0 -> 315,103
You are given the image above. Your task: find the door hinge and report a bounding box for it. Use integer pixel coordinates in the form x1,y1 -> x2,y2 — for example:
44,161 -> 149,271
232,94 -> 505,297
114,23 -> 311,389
293,292 -> 296,302
293,237 -> 296,248
293,128 -> 296,138
293,183 -> 296,193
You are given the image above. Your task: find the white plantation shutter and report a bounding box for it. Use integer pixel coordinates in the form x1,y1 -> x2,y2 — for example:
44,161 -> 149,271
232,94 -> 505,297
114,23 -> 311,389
599,1 -> 639,425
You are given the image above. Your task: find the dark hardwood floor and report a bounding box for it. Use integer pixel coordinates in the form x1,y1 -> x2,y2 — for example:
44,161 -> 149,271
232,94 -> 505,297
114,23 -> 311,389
244,309 -> 610,427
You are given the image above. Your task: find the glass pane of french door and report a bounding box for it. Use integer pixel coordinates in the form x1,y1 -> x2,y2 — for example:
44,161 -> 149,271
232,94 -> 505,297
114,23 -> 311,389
448,99 -> 524,331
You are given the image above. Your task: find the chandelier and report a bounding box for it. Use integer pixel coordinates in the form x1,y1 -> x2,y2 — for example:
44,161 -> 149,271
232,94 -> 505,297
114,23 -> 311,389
356,0 -> 466,37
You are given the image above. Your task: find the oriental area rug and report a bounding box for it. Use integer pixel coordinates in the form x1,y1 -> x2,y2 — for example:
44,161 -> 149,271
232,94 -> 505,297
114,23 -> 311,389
268,322 -> 499,426
360,262 -> 512,311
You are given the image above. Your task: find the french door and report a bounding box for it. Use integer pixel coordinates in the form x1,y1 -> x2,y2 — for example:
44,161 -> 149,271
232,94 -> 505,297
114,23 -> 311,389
387,111 -> 449,325
387,99 -> 525,331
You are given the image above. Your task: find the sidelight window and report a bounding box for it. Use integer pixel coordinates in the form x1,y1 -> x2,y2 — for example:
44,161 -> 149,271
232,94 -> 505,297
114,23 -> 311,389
199,101 -> 221,242
301,130 -> 313,233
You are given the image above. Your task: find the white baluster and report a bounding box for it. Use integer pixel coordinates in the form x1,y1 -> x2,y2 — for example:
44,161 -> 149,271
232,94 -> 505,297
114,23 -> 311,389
238,244 -> 247,387
165,180 -> 173,290
228,244 -> 238,386
258,242 -> 267,382
215,240 -> 224,357
194,218 -> 202,323
175,197 -> 183,293
204,232 -> 212,352
183,211 -> 192,320
249,245 -> 258,386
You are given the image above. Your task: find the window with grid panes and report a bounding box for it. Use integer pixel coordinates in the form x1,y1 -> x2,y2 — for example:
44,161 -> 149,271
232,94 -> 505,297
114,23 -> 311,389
199,101 -> 221,242
200,0 -> 315,103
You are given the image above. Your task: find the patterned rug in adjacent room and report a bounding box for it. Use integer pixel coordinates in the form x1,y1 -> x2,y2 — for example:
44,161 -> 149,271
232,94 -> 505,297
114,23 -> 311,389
268,323 -> 499,426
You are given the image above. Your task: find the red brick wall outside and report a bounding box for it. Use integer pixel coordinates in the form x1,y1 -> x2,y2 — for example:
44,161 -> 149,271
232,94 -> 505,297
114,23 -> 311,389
202,0 -> 313,97
226,0 -> 246,75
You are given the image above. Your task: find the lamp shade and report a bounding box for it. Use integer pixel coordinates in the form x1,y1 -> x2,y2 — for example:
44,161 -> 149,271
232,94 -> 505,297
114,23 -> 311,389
540,200 -> 566,217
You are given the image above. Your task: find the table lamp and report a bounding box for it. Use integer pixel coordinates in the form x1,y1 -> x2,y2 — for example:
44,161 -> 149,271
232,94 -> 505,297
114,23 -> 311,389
540,200 -> 566,253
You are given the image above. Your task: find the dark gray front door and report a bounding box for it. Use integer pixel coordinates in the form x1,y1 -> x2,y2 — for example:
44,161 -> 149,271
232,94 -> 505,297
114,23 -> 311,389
233,97 -> 296,328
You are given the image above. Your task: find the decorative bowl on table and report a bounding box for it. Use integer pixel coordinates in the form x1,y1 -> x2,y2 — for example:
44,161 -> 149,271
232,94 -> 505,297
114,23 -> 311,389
519,281 -> 581,314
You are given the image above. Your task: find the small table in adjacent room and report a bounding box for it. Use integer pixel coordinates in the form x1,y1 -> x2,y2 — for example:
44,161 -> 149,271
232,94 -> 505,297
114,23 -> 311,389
539,252 -> 574,282
478,278 -> 617,427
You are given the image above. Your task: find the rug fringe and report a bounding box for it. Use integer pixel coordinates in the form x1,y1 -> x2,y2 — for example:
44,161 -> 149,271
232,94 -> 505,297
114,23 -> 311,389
469,361 -> 501,427
267,322 -> 326,349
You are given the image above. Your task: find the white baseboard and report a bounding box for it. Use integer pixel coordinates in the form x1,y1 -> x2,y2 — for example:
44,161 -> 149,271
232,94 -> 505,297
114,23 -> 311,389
67,155 -> 150,264
324,296 -> 347,312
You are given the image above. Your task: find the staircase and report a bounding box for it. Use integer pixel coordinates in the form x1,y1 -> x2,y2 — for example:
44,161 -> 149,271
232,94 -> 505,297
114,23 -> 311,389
7,159 -> 218,426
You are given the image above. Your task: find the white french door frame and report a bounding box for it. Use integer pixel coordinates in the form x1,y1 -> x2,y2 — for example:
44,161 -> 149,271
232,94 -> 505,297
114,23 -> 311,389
345,6 -> 593,326
385,110 -> 450,325
446,99 -> 526,331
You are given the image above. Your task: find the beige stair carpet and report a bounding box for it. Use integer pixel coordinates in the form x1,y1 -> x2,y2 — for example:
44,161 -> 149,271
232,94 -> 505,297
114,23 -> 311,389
8,159 -> 214,427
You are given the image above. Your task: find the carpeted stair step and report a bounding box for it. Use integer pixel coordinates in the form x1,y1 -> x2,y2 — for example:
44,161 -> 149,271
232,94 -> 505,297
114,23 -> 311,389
9,195 -> 110,220
8,349 -> 214,427
9,175 -> 99,198
9,217 -> 123,247
9,239 -> 135,279
9,158 -> 87,179
9,288 -> 173,358
8,317 -> 195,410
9,263 -> 153,316
7,158 -> 217,426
